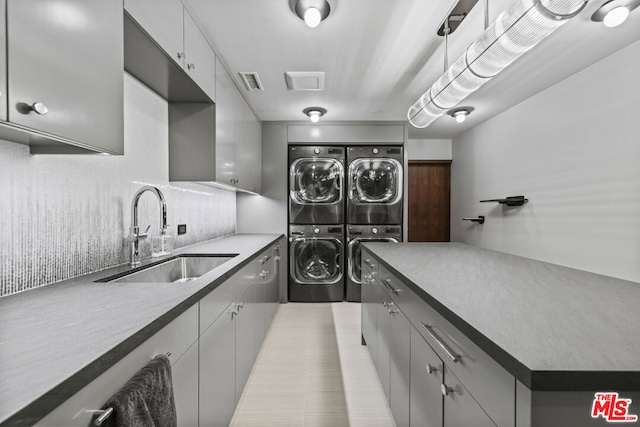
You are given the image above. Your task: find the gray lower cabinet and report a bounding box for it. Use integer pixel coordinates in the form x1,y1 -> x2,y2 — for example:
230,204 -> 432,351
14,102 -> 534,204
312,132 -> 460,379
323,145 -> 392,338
389,306 -> 411,427
5,0 -> 124,154
442,366 -> 497,427
35,305 -> 199,426
199,306 -> 236,427
410,327 -> 444,427
235,282 -> 258,403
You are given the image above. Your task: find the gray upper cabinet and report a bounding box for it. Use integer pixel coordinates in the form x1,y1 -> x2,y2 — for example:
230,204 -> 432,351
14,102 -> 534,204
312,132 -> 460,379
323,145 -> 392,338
125,0 -> 216,102
4,0 -> 124,154
124,0 -> 184,67
215,55 -> 236,186
184,10 -> 216,101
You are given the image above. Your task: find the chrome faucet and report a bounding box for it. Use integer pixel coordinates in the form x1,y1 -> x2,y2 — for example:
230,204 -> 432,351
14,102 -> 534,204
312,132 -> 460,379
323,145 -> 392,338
127,185 -> 168,267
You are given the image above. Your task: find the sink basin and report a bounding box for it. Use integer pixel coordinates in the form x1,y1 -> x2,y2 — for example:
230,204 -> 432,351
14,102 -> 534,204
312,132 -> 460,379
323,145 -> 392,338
99,254 -> 237,283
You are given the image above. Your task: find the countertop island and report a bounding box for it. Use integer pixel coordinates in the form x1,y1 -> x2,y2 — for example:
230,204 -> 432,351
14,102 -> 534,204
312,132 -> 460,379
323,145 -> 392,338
363,242 -> 640,392
0,233 -> 282,425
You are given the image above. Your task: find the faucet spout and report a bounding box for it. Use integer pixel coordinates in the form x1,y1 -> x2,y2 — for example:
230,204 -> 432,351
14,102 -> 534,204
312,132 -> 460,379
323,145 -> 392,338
128,186 -> 168,267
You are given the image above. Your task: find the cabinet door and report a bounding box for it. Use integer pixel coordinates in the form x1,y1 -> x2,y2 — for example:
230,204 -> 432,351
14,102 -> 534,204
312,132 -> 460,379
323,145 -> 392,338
410,327 -> 444,427
361,270 -> 378,360
235,284 -> 257,403
377,296 -> 391,400
264,245 -> 280,328
389,307 -> 411,427
124,0 -> 184,67
238,103 -> 262,193
215,57 -> 237,187
183,10 -> 216,102
0,0 -> 6,122
7,0 -> 124,154
172,342 -> 198,427
443,366 -> 498,427
199,307 -> 236,427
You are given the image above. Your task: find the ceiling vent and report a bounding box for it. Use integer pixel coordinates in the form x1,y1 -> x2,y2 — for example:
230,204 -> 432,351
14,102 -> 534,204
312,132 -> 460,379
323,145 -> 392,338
285,71 -> 325,91
239,72 -> 264,91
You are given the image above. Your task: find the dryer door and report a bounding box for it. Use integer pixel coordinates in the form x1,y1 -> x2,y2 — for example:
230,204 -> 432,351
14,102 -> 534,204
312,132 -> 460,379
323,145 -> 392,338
348,158 -> 403,204
290,237 -> 343,284
290,158 -> 344,205
347,238 -> 399,284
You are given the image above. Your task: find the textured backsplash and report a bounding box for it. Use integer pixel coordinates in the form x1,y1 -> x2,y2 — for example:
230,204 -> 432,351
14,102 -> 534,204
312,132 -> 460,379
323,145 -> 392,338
0,74 -> 236,297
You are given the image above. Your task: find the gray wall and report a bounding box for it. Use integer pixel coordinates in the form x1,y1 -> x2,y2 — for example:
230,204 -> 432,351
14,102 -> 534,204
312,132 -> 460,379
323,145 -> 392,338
450,39 -> 640,283
0,74 -> 237,297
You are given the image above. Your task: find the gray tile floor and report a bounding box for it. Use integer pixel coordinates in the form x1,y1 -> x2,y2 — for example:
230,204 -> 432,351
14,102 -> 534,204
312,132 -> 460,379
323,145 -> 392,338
230,303 -> 396,427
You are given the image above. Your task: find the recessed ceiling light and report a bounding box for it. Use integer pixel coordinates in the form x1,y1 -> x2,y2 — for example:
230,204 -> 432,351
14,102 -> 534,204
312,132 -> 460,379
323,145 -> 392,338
303,107 -> 327,123
591,0 -> 639,27
447,107 -> 474,123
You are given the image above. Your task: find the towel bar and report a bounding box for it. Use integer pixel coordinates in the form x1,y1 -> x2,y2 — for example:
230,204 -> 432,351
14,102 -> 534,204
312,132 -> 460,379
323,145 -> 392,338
91,407 -> 113,426
91,352 -> 172,425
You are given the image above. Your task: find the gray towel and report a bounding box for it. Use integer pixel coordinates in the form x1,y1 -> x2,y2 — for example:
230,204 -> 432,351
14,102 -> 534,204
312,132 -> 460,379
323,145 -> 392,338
104,354 -> 177,427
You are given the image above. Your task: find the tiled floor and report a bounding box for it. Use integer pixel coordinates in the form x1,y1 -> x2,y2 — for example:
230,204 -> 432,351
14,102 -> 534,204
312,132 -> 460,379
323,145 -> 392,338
230,303 -> 396,427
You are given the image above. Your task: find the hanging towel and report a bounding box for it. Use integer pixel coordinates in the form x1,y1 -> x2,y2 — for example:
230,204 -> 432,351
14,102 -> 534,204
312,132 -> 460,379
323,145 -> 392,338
103,354 -> 177,427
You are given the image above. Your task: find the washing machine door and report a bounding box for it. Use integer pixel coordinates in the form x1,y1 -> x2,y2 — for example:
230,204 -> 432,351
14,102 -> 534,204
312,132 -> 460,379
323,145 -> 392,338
290,238 -> 343,284
290,158 -> 344,205
348,158 -> 402,204
347,237 -> 399,284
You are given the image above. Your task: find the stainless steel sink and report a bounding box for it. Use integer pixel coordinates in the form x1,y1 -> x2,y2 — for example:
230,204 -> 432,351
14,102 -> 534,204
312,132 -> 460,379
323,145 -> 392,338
99,255 -> 237,283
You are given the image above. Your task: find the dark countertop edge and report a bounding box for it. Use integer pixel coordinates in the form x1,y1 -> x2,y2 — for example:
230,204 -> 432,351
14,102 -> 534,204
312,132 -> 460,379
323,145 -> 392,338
1,234 -> 283,427
364,245 -> 640,392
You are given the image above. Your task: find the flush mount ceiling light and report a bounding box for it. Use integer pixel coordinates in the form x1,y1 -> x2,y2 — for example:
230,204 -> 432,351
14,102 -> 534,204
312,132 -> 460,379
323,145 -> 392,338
408,0 -> 589,129
448,107 -> 474,123
591,0 -> 640,27
303,107 -> 327,123
289,0 -> 333,28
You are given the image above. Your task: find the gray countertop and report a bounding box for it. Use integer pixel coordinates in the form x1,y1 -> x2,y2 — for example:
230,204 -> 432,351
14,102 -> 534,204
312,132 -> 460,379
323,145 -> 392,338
363,242 -> 640,391
0,233 -> 282,425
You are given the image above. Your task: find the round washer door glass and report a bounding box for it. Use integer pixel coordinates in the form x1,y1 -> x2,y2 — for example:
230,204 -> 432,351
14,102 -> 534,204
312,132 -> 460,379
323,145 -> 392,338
349,158 -> 402,204
290,158 -> 343,204
292,238 -> 342,284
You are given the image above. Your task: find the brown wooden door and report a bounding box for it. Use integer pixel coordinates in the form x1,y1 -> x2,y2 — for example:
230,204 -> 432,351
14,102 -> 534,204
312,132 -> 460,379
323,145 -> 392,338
407,160 -> 451,242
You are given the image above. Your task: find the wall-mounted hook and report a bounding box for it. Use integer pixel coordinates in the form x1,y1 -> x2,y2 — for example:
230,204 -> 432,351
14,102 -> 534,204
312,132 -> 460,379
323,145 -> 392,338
463,216 -> 485,224
480,195 -> 528,207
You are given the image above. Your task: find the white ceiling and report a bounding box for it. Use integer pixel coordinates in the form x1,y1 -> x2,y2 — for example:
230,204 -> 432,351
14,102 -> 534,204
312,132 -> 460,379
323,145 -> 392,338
184,0 -> 640,139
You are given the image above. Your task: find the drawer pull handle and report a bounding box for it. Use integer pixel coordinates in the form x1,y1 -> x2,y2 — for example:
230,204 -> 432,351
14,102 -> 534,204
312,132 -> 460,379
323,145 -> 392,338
420,322 -> 460,363
260,255 -> 272,265
381,279 -> 399,294
441,384 -> 454,396
364,259 -> 375,268
426,363 -> 439,374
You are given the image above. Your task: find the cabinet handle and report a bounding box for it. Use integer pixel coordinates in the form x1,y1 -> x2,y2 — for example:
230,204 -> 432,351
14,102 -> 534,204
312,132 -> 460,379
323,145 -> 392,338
382,301 -> 392,308
31,102 -> 49,115
426,364 -> 439,374
260,255 -> 272,265
187,63 -> 195,70
177,52 -> 184,59
364,259 -> 375,268
260,270 -> 269,278
381,279 -> 399,295
274,255 -> 282,262
420,322 -> 460,363
441,384 -> 454,396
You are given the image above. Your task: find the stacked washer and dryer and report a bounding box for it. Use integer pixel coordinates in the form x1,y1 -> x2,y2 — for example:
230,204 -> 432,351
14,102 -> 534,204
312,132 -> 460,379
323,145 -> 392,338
288,145 -> 404,302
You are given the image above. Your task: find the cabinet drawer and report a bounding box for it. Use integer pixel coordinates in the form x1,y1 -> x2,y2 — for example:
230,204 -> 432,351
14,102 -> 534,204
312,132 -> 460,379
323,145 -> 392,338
36,305 -> 198,426
362,249 -> 379,278
379,264 -> 413,317
413,300 -> 515,427
200,262 -> 256,334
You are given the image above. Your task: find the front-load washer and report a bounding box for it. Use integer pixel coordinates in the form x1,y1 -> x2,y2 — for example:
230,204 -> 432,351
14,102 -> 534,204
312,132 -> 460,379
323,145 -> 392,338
346,146 -> 403,224
345,224 -> 402,302
289,224 -> 344,302
289,146 -> 345,224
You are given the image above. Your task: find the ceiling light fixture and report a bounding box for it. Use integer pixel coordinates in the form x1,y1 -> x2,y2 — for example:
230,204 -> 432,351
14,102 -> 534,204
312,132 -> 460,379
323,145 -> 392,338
303,107 -> 326,123
448,107 -> 474,123
408,0 -> 588,129
290,0 -> 333,28
591,0 -> 639,27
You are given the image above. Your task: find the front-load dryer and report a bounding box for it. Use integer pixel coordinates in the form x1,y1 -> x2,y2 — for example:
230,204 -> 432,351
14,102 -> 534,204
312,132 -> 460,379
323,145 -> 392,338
345,224 -> 401,302
346,146 -> 403,224
288,224 -> 344,302
289,146 -> 345,224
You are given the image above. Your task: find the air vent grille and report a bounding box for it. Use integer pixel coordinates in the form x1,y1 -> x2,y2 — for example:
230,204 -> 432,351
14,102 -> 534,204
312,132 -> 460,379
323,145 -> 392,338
285,71 -> 325,91
239,72 -> 263,91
